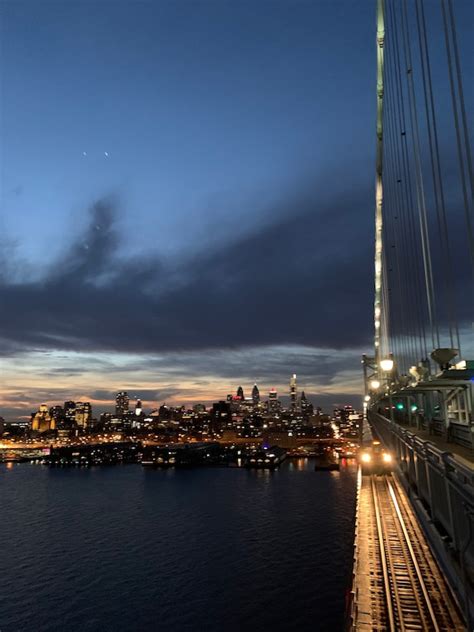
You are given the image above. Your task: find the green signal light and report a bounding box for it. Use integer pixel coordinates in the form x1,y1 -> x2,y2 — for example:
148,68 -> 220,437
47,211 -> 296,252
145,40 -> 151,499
396,403 -> 404,411
410,404 -> 418,412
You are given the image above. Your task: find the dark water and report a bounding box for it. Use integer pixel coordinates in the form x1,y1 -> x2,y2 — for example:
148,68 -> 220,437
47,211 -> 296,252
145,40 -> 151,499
0,460 -> 357,632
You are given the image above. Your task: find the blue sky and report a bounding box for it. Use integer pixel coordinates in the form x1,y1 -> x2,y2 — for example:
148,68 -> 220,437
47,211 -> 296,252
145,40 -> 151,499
2,0 -> 375,261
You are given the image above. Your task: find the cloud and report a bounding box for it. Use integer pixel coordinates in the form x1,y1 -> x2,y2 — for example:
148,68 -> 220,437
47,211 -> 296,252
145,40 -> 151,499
0,344 -> 367,420
0,185 -> 375,357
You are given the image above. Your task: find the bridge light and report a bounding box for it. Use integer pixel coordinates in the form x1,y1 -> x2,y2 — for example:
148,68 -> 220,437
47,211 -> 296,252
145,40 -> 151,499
380,358 -> 394,372
364,395 -> 371,402
370,379 -> 381,390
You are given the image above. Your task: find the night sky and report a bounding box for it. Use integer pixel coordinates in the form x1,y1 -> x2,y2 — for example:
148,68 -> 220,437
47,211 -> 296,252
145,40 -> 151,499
0,0 -> 472,419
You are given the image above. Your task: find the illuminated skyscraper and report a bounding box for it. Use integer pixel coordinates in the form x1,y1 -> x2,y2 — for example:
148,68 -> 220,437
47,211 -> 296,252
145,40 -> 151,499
64,401 -> 76,426
31,404 -> 55,433
268,388 -> 280,415
252,383 -> 260,404
116,391 -> 129,417
236,386 -> 244,400
75,402 -> 92,428
290,374 -> 297,410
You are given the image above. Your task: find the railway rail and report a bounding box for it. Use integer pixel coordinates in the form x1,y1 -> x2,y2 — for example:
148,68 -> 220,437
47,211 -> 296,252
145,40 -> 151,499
352,473 -> 465,630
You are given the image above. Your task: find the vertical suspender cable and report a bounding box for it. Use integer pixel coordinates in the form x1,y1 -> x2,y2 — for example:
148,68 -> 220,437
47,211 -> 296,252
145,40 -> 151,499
401,0 -> 440,351
440,0 -> 474,265
384,64 -> 405,369
415,0 -> 461,355
447,0 -> 474,206
387,20 -> 420,368
390,0 -> 428,362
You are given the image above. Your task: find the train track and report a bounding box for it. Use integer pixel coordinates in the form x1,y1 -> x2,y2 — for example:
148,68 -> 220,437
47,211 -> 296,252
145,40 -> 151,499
369,474 -> 464,631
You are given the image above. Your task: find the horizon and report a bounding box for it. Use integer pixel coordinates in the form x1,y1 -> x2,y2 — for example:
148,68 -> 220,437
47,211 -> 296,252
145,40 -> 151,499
2,379 -> 361,422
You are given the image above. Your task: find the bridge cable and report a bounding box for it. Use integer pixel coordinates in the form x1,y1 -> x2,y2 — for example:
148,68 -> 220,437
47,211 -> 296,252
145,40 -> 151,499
386,18 -> 423,369
440,0 -> 474,265
389,0 -> 428,362
384,54 -> 412,372
447,0 -> 474,207
415,0 -> 461,355
400,0 -> 440,352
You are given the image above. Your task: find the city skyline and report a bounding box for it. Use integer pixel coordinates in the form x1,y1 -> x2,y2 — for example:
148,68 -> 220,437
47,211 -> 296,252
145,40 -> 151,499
1,366 -> 362,422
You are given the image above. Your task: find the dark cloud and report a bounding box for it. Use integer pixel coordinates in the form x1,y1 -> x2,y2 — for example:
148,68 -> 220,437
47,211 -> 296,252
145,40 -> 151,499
136,347 -> 360,386
1,167 -> 470,371
44,368 -> 85,377
0,186 -> 375,357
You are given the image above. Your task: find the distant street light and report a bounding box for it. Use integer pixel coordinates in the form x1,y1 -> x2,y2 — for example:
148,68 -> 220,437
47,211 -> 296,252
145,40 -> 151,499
364,395 -> 371,402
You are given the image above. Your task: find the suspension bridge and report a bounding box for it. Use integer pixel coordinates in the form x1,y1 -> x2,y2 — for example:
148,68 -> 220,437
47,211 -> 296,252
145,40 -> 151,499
353,0 -> 473,629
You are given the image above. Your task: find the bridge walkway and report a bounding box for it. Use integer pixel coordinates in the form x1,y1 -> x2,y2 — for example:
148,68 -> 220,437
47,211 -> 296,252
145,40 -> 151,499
387,421 -> 473,469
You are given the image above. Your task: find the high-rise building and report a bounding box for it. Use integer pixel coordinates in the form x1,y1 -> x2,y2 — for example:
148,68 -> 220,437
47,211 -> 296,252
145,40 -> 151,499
159,404 -> 171,422
75,402 -> 92,428
212,400 -> 231,421
31,404 -> 55,433
64,401 -> 76,426
135,399 -> 143,416
116,392 -> 129,417
252,383 -> 260,404
290,374 -> 297,410
49,405 -> 64,425
236,386 -> 244,400
268,388 -> 281,415
300,391 -> 313,416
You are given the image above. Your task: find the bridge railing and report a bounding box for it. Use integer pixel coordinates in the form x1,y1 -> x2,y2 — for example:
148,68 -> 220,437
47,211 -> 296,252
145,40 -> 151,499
368,410 -> 474,624
384,406 -> 474,451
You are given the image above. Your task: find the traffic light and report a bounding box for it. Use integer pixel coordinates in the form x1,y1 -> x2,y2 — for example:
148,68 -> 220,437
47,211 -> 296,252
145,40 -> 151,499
396,402 -> 404,411
410,404 -> 418,413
